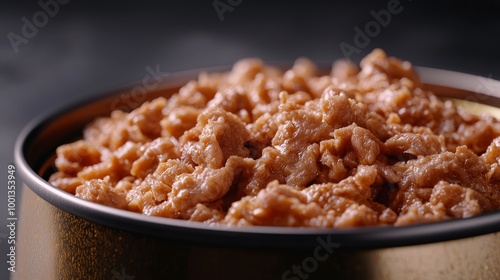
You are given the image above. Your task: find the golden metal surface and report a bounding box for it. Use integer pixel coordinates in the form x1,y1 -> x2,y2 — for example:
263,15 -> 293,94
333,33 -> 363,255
15,185 -> 500,280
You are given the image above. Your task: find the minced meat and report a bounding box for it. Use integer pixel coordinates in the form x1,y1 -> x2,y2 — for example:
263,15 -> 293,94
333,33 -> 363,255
49,49 -> 500,227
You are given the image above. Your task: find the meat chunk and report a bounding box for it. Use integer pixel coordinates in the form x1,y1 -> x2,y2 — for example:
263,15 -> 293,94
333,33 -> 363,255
75,178 -> 127,209
181,108 -> 250,169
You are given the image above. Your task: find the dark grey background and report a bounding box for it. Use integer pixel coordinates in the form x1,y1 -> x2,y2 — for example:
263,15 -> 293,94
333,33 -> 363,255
1,0 -> 500,279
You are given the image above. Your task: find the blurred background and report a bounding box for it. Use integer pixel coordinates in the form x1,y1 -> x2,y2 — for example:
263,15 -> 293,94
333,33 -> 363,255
1,0 -> 500,278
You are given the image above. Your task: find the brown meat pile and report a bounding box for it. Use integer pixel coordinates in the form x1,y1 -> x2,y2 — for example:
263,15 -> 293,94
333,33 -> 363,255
49,49 -> 500,227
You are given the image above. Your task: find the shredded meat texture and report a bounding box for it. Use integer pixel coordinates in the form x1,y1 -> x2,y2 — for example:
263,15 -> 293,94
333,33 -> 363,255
49,49 -> 500,227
